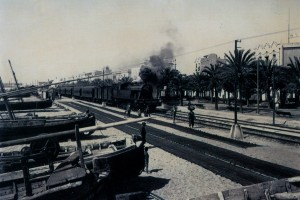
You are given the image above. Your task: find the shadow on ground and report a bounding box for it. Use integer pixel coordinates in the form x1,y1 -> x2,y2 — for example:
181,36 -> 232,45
111,175 -> 170,195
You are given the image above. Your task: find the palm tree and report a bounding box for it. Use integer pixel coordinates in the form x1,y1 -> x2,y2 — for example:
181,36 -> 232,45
192,72 -> 210,99
287,56 -> 300,106
119,76 -> 133,85
91,78 -> 102,86
201,63 -> 222,110
259,55 -> 277,108
224,49 -> 256,112
218,66 -> 234,106
174,72 -> 190,106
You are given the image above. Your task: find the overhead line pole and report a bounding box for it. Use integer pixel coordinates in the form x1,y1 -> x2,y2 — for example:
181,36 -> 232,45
229,40 -> 243,140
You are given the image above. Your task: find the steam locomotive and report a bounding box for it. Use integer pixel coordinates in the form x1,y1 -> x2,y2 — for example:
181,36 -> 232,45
59,83 -> 161,111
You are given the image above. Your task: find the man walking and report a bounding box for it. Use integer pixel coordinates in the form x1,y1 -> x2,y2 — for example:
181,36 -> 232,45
172,105 -> 177,123
144,147 -> 149,173
189,110 -> 195,128
140,121 -> 147,145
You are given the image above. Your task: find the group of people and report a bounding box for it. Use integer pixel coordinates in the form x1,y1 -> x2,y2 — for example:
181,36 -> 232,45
125,103 -> 150,118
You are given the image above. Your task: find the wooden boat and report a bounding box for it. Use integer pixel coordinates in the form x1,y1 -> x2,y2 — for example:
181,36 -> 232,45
0,139 -> 127,173
89,143 -> 145,179
193,176 -> 300,200
0,139 -> 145,179
0,100 -> 53,111
0,151 -> 110,200
0,143 -> 145,199
0,113 -> 96,142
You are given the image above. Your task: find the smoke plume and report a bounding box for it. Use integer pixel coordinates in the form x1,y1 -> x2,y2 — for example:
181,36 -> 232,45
139,42 -> 175,85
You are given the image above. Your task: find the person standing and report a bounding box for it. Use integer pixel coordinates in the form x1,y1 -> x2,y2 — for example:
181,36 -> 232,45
144,147 -> 149,173
140,122 -> 147,145
145,105 -> 150,117
189,110 -> 195,128
172,105 -> 177,123
126,103 -> 131,117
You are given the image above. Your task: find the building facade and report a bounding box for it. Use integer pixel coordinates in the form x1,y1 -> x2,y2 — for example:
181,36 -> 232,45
282,43 -> 300,67
195,53 -> 226,73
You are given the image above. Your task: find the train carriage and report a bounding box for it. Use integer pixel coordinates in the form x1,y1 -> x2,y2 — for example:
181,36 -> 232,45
81,86 -> 97,101
59,82 -> 160,111
73,87 -> 82,99
102,86 -> 114,104
96,87 -> 102,103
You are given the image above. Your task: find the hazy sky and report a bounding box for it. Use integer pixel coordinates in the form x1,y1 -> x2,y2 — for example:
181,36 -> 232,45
1,0 -> 299,84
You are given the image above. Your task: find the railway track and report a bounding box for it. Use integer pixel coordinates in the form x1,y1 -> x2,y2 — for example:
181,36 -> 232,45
155,109 -> 300,144
73,99 -> 300,145
61,101 -> 300,186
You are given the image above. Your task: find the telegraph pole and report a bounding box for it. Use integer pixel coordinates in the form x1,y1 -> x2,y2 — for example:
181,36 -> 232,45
234,40 -> 241,124
230,39 -> 243,140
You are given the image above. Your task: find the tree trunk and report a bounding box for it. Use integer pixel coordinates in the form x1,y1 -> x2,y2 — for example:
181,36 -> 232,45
227,91 -> 231,106
214,88 -> 218,110
295,90 -> 299,107
266,82 -> 271,108
210,89 -> 213,103
180,89 -> 183,106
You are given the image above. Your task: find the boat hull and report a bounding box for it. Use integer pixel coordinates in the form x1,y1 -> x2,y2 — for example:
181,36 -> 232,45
0,113 -> 95,142
0,155 -> 110,200
92,144 -> 145,179
0,100 -> 53,111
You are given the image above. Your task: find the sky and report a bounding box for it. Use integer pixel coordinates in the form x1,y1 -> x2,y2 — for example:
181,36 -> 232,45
0,0 -> 300,85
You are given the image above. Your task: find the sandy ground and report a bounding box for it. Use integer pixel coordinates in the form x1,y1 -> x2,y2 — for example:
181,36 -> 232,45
1,97 -> 300,200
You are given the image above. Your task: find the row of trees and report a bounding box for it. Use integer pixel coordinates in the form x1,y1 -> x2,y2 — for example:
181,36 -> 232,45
148,49 -> 299,111
69,49 -> 300,111
192,50 -> 300,110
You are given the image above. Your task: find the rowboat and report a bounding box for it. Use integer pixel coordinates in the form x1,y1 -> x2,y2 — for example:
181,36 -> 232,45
0,151 -> 110,200
0,113 -> 96,142
0,100 -> 53,111
0,143 -> 145,199
193,176 -> 300,200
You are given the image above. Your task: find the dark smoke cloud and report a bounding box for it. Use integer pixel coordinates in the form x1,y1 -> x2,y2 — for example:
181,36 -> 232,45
139,42 -> 175,85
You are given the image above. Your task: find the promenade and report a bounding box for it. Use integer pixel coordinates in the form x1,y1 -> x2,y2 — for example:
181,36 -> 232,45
173,101 -> 300,128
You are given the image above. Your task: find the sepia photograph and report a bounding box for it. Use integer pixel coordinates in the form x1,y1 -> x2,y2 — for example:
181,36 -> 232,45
0,0 -> 300,199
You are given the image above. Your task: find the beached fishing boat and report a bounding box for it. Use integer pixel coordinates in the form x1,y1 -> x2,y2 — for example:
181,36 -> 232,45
0,143 -> 145,199
0,113 -> 96,142
193,176 -> 300,200
0,151 -> 110,200
0,139 -> 127,173
0,99 -> 53,111
0,139 -> 145,179
90,143 -> 145,179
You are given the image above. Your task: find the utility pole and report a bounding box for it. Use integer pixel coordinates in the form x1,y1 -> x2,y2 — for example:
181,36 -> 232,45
230,39 -> 243,140
234,39 -> 241,124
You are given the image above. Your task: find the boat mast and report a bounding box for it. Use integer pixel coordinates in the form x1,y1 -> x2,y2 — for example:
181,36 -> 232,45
288,8 -> 290,44
8,59 -> 23,102
0,76 -> 16,120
